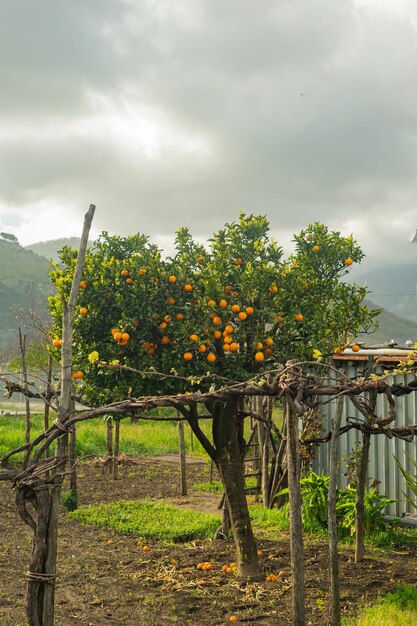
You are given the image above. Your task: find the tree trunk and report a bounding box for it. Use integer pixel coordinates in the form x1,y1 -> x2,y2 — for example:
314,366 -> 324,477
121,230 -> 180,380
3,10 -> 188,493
328,397 -> 344,626
69,425 -> 77,508
178,415 -> 187,496
214,398 -> 259,578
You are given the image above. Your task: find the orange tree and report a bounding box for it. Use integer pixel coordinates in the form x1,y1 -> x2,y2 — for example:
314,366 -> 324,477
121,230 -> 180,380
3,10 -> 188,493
49,215 -> 379,576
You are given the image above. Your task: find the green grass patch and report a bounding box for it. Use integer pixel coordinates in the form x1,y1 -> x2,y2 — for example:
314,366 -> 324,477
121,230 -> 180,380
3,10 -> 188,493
249,503 -> 290,534
192,476 -> 258,494
68,499 -> 221,542
0,413 -> 211,461
342,584 -> 417,625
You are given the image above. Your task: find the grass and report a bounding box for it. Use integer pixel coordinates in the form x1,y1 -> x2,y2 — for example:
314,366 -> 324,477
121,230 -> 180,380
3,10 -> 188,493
342,584 -> 417,625
0,413 -> 212,461
68,499 -> 221,542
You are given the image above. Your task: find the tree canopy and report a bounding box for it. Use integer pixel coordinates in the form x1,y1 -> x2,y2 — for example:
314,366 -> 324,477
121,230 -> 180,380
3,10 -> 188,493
48,214 -> 379,405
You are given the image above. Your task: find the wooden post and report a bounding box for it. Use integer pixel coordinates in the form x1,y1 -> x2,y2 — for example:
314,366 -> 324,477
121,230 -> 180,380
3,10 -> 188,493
113,419 -> 120,480
328,396 -> 344,626
44,355 -> 53,459
19,328 -> 31,447
178,414 -> 187,496
286,362 -> 305,626
37,205 -> 95,626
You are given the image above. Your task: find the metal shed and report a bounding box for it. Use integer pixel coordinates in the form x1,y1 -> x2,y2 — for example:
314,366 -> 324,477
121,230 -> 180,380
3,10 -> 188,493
311,349 -> 417,518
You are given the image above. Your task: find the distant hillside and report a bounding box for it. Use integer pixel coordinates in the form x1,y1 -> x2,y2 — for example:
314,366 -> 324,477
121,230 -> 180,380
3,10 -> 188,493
361,300 -> 417,346
0,239 -> 52,347
25,237 -> 85,261
353,264 -> 417,323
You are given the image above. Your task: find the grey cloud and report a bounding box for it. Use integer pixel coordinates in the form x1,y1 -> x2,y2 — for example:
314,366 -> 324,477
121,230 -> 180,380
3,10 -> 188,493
1,0 -> 417,266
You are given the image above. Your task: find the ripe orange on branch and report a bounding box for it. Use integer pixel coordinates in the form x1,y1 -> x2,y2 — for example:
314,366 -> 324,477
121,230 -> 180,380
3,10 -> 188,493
294,313 -> 304,322
218,299 -> 228,308
255,352 -> 264,362
121,269 -> 129,277
184,284 -> 193,292
345,258 -> 353,266
313,245 -> 320,252
207,352 -> 217,363
80,280 -> 87,289
80,307 -> 88,315
351,344 -> 360,352
245,306 -> 254,315
52,339 -> 62,348
184,352 -> 193,361
168,275 -> 177,283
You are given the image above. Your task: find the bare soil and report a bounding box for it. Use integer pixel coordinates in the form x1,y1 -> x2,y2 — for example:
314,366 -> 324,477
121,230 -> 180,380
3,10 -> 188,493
0,455 -> 416,625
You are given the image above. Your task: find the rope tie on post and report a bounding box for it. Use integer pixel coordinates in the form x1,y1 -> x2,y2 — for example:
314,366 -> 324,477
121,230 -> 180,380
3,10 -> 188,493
54,418 -> 74,434
25,571 -> 57,585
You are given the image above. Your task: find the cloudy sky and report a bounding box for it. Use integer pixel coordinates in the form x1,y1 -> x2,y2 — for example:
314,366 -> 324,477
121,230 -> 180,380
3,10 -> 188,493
1,0 -> 417,268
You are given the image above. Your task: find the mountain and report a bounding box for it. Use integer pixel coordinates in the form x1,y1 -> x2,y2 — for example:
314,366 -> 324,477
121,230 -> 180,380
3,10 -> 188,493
25,237 -> 84,261
353,264 -> 417,323
0,239 -> 52,347
360,300 -> 417,346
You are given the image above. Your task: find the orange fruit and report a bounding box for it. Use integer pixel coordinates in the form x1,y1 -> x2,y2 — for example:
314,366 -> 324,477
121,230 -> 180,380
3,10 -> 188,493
223,344 -> 230,351
111,328 -> 119,336
167,297 -> 176,305
121,332 -> 130,341
238,312 -> 247,321
224,324 -> 234,335
234,258 -> 243,265
190,334 -> 199,341
224,335 -> 233,344
213,330 -> 222,339
121,269 -> 129,277
164,315 -> 172,323
207,353 -> 217,363
139,267 -> 147,275
80,307 -> 88,315
229,616 -> 238,622
148,347 -> 156,355
107,540 -> 113,545
198,344 -> 207,353
257,550 -> 263,557
245,306 -> 254,315
290,263 -> 297,269
345,258 -> 353,266
265,347 -> 273,355
334,347 -> 343,355
207,299 -> 216,307
114,332 -> 122,341
230,342 -> 239,352
161,336 -> 170,344
184,352 -> 193,361
213,316 -> 222,325
142,341 -> 151,350
352,344 -> 360,352
275,315 -> 283,323
225,284 -> 233,293
176,312 -> 185,320
126,277 -> 133,284
52,339 -> 62,348
80,280 -> 87,289
218,299 -> 228,308
269,285 -> 278,294
256,342 -> 263,350
222,565 -> 229,572
313,245 -> 320,252
168,275 -> 177,283
265,337 -> 273,346
255,351 -> 264,362
143,545 -> 151,552
184,284 -> 193,292
119,340 -> 128,346
295,313 -> 304,322
231,304 -> 240,313
72,371 -> 84,380
159,322 -> 168,330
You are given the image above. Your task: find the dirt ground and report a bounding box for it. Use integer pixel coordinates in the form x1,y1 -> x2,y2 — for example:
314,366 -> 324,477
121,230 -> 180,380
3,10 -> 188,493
0,455 -> 416,626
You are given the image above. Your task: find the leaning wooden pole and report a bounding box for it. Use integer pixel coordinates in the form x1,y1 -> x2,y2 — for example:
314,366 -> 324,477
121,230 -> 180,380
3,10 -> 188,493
38,204 -> 95,626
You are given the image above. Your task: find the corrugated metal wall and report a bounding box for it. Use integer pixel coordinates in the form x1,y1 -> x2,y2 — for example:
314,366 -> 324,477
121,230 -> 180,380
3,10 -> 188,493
311,359 -> 417,517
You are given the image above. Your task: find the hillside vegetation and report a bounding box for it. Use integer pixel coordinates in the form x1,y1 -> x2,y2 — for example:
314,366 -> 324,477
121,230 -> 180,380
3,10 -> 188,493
0,239 -> 51,346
